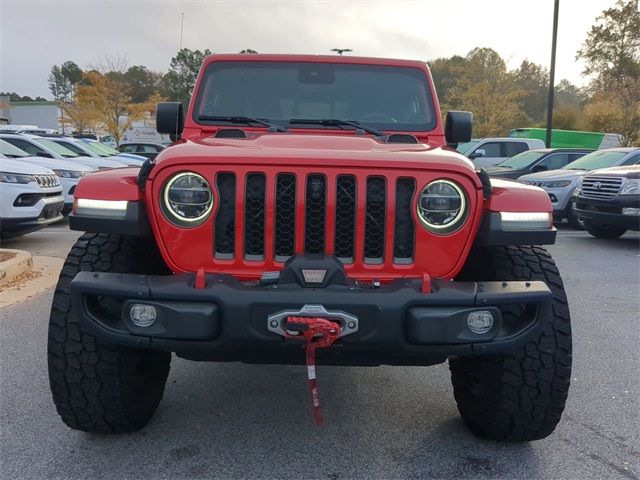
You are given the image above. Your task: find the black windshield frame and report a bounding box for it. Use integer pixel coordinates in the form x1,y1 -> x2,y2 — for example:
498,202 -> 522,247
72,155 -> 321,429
192,61 -> 438,132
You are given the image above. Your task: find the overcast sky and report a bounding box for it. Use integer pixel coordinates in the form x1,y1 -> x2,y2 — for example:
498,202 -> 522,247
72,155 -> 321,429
0,0 -> 617,99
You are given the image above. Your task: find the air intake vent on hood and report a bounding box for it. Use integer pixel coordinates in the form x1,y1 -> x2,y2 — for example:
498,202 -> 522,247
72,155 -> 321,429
215,128 -> 247,139
386,134 -> 419,144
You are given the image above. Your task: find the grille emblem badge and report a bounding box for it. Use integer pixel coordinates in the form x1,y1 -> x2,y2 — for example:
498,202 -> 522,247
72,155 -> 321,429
593,181 -> 602,190
301,269 -> 327,284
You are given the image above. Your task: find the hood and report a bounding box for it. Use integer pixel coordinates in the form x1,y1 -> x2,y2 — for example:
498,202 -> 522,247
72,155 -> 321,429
71,156 -> 129,169
111,154 -> 145,165
155,132 -> 476,174
585,165 -> 640,179
17,156 -> 94,173
519,168 -> 584,182
0,157 -> 56,175
485,166 -> 524,177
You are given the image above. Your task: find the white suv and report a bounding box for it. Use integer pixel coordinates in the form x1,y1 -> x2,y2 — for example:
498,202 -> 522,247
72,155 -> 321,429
458,137 -> 546,169
0,139 -> 93,215
0,158 -> 65,239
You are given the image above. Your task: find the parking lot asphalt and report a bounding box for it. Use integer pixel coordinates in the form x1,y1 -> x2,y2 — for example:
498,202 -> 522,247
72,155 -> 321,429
1,224 -> 639,480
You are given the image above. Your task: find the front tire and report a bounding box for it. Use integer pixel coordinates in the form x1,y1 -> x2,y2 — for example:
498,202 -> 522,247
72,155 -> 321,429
584,222 -> 627,239
450,246 -> 572,441
47,233 -> 172,433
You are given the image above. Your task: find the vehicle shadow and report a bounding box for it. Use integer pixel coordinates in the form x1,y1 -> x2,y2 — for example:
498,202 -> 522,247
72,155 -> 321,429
46,360 -> 540,479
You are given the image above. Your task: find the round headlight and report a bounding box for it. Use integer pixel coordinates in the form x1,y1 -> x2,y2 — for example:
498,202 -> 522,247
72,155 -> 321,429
417,179 -> 467,234
162,172 -> 213,227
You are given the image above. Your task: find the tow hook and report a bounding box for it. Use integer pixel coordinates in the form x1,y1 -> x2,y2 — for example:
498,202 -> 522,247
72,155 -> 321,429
283,316 -> 342,427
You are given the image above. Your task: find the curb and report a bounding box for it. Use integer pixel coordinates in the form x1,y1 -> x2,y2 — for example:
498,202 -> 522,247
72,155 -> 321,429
0,249 -> 33,288
0,256 -> 64,308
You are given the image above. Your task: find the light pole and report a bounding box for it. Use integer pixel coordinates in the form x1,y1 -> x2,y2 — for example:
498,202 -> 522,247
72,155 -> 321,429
546,0 -> 560,148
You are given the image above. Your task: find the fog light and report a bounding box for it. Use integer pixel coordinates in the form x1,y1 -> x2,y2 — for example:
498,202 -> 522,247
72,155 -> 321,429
130,304 -> 157,327
622,207 -> 640,216
467,310 -> 494,334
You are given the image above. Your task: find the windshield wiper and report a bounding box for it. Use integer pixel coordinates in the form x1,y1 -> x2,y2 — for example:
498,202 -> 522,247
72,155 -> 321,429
197,115 -> 286,132
288,118 -> 384,137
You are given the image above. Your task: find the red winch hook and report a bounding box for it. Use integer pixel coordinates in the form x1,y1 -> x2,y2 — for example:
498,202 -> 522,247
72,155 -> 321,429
284,316 -> 341,427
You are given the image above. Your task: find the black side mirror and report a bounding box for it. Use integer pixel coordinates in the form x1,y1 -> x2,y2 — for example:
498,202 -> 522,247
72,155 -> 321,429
156,102 -> 185,141
532,164 -> 548,173
469,149 -> 486,160
444,111 -> 473,147
37,151 -> 53,158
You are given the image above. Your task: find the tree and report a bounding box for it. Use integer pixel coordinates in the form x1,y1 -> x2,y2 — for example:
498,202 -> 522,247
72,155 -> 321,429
429,55 -> 465,108
61,91 -> 99,134
445,48 -> 526,137
514,60 -> 549,123
160,48 -> 211,104
577,0 -> 640,145
583,77 -> 640,145
576,0 -> 640,88
124,65 -> 162,103
48,61 -> 83,103
78,69 -> 149,144
239,49 -> 257,54
0,92 -> 47,102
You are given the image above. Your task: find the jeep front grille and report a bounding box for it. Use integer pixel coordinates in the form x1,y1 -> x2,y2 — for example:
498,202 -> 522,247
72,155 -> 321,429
212,173 -> 416,265
581,176 -> 623,199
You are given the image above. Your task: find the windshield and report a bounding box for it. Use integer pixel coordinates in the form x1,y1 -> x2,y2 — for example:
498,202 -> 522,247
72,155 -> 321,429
457,141 -> 479,155
563,150 -> 628,170
81,141 -> 111,157
88,141 -> 119,155
194,61 -> 437,132
0,139 -> 29,158
35,138 -> 79,157
499,151 -> 546,169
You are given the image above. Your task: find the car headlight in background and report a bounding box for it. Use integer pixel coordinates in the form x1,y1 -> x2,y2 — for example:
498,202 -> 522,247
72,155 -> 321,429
417,179 -> 467,234
620,179 -> 640,195
0,172 -> 35,184
540,180 -> 572,188
53,169 -> 86,178
161,171 -> 213,227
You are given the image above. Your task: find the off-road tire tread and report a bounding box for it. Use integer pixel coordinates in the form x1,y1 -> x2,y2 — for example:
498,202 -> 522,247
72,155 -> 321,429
47,233 -> 171,433
450,246 -> 572,441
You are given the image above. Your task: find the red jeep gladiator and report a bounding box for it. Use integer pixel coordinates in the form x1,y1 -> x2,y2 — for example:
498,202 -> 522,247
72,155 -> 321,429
48,54 -> 571,441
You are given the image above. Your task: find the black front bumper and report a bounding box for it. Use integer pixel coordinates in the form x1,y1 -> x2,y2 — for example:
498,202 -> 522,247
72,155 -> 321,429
574,195 -> 640,230
71,267 -> 552,366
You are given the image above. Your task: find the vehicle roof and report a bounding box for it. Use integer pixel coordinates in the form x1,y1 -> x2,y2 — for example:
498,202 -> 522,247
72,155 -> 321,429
469,137 -> 543,142
201,53 -> 428,69
526,148 -> 595,153
119,142 -> 165,146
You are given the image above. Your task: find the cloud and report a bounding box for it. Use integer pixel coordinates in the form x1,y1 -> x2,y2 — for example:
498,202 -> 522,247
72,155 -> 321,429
0,0 -> 615,98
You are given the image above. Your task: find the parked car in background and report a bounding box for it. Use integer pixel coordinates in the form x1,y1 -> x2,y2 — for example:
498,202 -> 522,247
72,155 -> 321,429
573,165 -> 640,239
118,142 -> 166,160
486,148 -> 593,180
0,133 -> 129,170
0,158 -> 64,238
518,148 -> 640,228
510,128 -> 623,149
457,137 -> 546,168
77,139 -> 146,165
46,136 -> 144,166
0,139 -> 93,214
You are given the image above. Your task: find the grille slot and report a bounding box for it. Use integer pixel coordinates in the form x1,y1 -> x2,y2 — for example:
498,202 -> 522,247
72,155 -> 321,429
364,176 -> 386,263
581,176 -> 623,199
275,174 -> 296,260
394,178 -> 416,262
214,173 -> 236,258
387,134 -> 419,144
304,175 -> 326,254
244,173 -> 266,259
334,175 -> 357,262
215,128 -> 247,138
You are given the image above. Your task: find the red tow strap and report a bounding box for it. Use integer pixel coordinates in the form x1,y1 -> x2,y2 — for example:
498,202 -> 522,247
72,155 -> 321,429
285,316 -> 341,427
